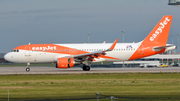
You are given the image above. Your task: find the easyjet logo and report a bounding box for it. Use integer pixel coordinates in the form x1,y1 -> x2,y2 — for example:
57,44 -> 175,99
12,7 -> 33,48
150,17 -> 170,41
32,46 -> 57,50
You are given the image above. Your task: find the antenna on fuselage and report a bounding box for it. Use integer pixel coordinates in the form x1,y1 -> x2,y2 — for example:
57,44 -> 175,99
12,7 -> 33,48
29,42 -> 31,45
88,32 -> 90,43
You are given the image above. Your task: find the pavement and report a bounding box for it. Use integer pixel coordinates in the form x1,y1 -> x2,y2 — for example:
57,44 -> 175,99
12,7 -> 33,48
0,66 -> 180,75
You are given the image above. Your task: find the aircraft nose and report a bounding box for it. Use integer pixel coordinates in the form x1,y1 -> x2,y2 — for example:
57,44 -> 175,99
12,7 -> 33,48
4,53 -> 12,62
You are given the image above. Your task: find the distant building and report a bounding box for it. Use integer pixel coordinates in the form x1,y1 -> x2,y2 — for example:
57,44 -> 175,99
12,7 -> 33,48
0,53 -> 7,63
113,54 -> 180,67
168,0 -> 180,6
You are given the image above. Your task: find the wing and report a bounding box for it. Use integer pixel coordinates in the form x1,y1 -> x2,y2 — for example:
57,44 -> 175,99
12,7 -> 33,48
72,39 -> 118,58
58,39 -> 119,62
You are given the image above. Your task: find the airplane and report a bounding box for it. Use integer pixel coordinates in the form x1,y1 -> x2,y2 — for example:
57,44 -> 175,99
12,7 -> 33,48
4,15 -> 176,72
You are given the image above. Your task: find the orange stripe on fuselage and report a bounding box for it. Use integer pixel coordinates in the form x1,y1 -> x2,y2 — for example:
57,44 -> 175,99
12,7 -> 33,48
14,44 -> 88,55
128,45 -> 166,60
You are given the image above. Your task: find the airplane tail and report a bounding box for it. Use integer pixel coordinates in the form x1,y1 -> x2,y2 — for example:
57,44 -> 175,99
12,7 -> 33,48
142,15 -> 172,46
128,15 -> 173,60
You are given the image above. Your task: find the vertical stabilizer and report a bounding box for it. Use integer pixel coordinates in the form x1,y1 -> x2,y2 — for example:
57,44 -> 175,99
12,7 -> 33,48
128,15 -> 173,60
142,15 -> 172,45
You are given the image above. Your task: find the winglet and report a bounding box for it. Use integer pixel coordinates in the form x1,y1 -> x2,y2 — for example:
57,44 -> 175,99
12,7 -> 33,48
107,39 -> 118,51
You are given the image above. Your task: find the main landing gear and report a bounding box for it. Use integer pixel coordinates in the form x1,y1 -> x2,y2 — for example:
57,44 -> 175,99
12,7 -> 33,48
82,65 -> 90,71
26,63 -> 30,72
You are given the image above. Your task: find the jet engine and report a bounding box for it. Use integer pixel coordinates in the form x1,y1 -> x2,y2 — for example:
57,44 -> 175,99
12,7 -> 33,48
56,58 -> 80,68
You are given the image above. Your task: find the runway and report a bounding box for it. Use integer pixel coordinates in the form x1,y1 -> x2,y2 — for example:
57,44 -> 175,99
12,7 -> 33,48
0,66 -> 180,75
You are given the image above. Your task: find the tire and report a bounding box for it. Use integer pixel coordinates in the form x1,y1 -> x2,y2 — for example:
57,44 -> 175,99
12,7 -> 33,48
82,66 -> 90,71
26,67 -> 30,72
85,66 -> 90,71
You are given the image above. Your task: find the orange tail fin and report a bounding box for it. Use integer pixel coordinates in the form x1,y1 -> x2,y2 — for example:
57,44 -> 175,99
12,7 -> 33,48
143,15 -> 173,45
128,15 -> 173,60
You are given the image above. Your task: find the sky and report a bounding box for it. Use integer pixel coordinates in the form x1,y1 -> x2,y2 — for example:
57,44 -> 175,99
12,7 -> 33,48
0,0 -> 180,53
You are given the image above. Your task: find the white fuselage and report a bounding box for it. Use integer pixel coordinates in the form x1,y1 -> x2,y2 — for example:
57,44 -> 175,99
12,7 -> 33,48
4,42 -> 141,63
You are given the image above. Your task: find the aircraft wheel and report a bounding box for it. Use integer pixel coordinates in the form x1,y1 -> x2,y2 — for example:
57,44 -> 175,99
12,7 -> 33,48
82,65 -> 90,71
86,66 -> 90,71
82,65 -> 86,71
26,67 -> 30,72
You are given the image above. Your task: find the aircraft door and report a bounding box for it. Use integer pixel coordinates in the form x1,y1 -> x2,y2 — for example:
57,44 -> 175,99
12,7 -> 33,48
25,46 -> 31,56
138,45 -> 144,55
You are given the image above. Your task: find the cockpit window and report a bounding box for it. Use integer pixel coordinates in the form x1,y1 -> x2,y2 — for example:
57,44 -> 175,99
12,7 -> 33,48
11,49 -> 19,52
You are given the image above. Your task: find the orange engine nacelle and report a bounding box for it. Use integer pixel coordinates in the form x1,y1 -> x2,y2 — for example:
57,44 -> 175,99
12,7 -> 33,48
56,58 -> 74,68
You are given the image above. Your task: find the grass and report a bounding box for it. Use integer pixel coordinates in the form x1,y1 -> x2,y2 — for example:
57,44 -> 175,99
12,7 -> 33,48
0,73 -> 180,101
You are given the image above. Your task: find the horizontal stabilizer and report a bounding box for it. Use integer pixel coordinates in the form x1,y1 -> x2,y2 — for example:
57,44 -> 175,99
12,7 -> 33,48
153,45 -> 176,52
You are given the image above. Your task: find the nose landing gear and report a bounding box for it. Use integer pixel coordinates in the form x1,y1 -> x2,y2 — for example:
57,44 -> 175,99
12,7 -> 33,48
26,63 -> 30,72
26,67 -> 30,72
